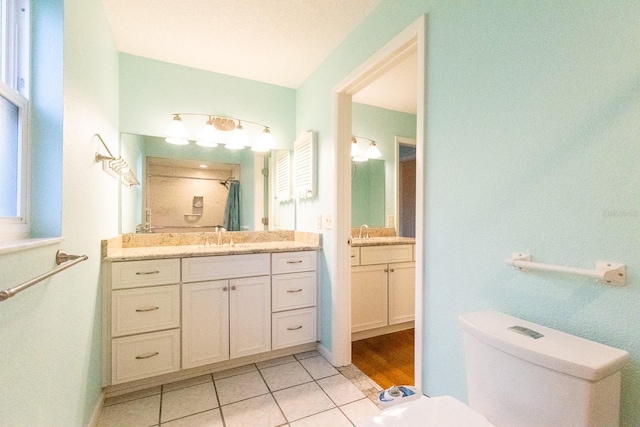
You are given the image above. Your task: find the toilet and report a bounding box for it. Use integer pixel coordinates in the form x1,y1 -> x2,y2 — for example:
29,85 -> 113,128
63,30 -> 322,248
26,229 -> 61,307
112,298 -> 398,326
358,309 -> 629,427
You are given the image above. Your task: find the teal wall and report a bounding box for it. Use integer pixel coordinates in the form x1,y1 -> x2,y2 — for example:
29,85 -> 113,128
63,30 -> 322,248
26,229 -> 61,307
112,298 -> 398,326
352,102 -> 417,226
0,0 -> 120,425
119,54 -> 296,148
351,159 -> 385,227
298,1 -> 640,425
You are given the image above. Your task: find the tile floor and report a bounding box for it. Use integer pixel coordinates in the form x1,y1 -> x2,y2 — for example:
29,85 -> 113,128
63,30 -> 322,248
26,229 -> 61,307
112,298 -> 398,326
98,351 -> 383,427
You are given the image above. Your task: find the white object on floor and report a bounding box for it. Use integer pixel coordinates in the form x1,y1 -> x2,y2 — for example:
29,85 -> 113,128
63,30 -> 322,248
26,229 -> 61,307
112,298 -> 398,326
358,395 -> 495,427
377,385 -> 421,408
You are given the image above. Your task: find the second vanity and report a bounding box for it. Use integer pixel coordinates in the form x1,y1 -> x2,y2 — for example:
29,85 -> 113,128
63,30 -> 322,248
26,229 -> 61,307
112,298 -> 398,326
350,230 -> 416,340
101,230 -> 320,397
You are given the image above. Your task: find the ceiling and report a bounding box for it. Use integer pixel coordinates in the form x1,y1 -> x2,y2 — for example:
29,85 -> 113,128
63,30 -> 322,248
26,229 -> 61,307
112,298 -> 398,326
102,0 -> 417,114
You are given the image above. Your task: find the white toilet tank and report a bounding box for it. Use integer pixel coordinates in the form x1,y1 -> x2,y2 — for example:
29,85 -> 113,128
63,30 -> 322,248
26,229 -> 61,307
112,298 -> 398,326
459,310 -> 629,427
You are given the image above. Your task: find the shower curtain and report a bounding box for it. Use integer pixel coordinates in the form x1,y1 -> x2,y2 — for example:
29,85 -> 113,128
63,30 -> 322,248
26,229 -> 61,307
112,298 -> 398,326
223,180 -> 241,231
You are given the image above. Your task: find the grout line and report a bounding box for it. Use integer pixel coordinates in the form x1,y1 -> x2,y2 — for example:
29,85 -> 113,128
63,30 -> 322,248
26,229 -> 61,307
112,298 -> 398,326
157,384 -> 164,426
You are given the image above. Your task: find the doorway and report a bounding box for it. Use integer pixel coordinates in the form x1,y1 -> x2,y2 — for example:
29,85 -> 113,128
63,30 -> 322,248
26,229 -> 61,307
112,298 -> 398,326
332,16 -> 426,389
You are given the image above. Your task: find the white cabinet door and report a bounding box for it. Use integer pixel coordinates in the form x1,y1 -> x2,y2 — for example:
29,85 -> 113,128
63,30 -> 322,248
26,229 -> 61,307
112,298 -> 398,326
351,265 -> 388,333
388,262 -> 416,325
229,276 -> 271,359
182,280 -> 230,369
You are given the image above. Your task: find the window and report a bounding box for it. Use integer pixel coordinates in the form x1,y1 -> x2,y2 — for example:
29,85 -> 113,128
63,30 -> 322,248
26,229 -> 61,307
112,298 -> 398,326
0,0 -> 29,242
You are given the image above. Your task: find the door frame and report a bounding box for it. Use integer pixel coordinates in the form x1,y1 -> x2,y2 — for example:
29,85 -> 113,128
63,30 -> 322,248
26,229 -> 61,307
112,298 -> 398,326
332,15 -> 427,388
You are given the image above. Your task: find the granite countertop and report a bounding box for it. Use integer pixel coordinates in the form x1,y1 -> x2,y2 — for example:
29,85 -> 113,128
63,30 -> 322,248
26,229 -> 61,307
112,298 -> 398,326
106,240 -> 320,261
351,236 -> 416,247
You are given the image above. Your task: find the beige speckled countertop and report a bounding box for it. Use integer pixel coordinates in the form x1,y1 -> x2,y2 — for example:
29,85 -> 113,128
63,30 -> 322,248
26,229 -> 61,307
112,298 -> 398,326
102,230 -> 321,261
351,236 -> 416,247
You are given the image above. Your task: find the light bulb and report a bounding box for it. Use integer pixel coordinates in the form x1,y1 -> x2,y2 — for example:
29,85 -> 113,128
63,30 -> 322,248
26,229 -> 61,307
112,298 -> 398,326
165,114 -> 189,139
351,137 -> 364,158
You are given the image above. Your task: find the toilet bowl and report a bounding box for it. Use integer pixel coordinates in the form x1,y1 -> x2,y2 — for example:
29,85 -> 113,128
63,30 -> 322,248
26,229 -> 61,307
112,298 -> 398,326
358,395 -> 496,427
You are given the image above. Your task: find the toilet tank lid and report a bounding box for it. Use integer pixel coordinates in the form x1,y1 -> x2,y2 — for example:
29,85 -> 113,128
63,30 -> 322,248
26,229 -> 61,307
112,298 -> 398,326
459,310 -> 629,381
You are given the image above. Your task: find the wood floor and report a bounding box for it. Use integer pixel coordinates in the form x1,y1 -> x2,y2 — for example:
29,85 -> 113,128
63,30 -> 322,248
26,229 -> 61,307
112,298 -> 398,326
351,328 -> 414,389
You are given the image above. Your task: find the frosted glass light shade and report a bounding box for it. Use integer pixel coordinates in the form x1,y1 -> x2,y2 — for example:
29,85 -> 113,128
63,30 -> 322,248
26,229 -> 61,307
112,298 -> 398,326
165,137 -> 189,145
226,125 -> 248,150
351,138 -> 364,157
196,123 -> 221,147
252,128 -> 275,152
366,141 -> 382,158
165,115 -> 189,139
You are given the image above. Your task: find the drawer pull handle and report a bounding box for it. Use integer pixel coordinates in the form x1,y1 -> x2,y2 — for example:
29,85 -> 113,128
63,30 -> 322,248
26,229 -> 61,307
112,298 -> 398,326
136,270 -> 160,275
287,289 -> 303,293
351,255 -> 355,258
286,260 -> 303,264
135,352 -> 159,360
135,306 -> 159,312
287,325 -> 303,331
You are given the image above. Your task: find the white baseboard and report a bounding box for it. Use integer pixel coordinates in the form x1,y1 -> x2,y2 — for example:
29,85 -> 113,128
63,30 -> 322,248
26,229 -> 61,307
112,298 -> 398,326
317,342 -> 336,366
87,390 -> 105,427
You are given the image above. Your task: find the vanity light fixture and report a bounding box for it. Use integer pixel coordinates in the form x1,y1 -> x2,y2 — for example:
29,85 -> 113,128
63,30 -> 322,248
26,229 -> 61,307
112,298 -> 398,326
165,113 -> 276,151
352,135 -> 381,161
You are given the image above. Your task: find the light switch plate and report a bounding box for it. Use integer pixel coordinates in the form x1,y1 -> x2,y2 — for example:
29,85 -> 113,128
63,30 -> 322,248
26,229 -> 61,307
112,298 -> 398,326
323,213 -> 333,229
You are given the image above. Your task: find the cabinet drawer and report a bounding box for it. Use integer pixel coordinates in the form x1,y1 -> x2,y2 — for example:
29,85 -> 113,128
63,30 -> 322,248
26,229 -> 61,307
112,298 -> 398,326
112,285 -> 180,337
272,272 -> 316,312
111,259 -> 180,289
272,308 -> 316,350
271,251 -> 317,274
182,253 -> 270,282
350,247 -> 360,266
111,329 -> 180,384
360,245 -> 413,265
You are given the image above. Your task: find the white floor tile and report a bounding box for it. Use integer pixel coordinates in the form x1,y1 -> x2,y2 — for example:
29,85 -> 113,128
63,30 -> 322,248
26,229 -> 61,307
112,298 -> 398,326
221,394 -> 286,427
294,350 -> 320,360
104,387 -> 162,407
339,398 -> 381,426
255,355 -> 296,369
317,374 -> 366,406
163,374 -> 213,393
215,370 -> 269,405
160,409 -> 223,427
299,355 -> 339,379
212,364 -> 257,380
273,382 -> 335,422
289,408 -> 353,427
97,395 -> 160,427
261,361 -> 313,391
161,382 -> 218,423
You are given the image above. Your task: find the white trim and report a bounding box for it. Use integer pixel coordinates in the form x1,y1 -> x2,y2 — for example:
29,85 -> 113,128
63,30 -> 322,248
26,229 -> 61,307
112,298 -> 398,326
87,391 -> 105,427
333,15 -> 427,387
0,236 -> 64,255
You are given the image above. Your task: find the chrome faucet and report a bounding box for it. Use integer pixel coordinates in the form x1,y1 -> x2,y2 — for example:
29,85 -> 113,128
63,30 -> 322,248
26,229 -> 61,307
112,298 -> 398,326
358,224 -> 370,239
217,227 -> 226,245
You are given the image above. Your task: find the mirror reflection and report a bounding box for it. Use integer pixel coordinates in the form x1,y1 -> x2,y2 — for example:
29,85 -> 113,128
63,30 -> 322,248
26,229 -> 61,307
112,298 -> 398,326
119,133 -> 285,234
351,159 -> 385,227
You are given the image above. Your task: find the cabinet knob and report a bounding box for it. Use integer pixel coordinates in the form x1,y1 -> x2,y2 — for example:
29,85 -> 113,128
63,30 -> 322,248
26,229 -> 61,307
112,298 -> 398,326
231,285 -> 237,291
390,269 -> 395,272
223,287 -> 228,292
384,269 -> 389,272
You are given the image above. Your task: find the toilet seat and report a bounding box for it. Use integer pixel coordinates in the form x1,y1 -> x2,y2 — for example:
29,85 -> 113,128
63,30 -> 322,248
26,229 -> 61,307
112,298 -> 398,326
358,396 -> 496,427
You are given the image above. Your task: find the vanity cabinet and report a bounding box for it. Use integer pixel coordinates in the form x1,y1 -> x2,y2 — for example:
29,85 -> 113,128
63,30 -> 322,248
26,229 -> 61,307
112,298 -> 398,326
351,245 -> 415,335
271,251 -> 317,349
109,258 -> 181,384
104,249 -> 318,389
182,254 -> 271,369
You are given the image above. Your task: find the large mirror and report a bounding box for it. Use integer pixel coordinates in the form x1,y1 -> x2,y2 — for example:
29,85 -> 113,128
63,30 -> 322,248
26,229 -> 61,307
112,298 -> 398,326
119,133 -> 295,234
351,159 -> 385,227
